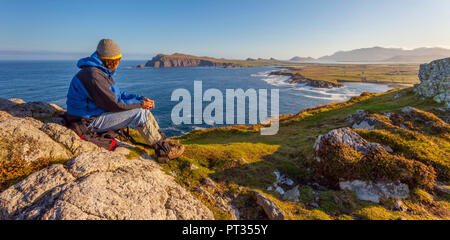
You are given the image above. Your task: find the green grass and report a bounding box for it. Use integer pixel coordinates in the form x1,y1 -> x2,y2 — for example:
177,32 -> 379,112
276,64 -> 420,85
3,86 -> 439,220
2,84 -> 448,220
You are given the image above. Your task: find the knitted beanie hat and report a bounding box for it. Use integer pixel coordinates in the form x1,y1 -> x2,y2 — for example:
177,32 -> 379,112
96,39 -> 122,59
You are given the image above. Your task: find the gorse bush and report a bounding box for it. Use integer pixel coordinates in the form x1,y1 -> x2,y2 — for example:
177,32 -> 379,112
356,129 -> 449,181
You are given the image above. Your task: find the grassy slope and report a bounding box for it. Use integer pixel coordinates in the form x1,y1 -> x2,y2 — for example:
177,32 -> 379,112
277,64 -> 420,85
156,55 -> 422,85
128,88 -> 449,220
1,87 -> 447,219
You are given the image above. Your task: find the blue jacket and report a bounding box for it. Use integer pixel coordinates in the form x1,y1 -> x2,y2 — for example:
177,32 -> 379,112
66,52 -> 143,118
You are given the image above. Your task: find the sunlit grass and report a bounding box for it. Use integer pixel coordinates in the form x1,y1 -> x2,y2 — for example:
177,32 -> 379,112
164,87 -> 449,220
277,64 -> 420,84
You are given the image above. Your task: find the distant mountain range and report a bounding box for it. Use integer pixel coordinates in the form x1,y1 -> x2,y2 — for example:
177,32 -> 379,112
291,47 -> 450,63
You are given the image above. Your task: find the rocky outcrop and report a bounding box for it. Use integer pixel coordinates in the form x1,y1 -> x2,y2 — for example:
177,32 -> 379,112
0,99 -> 100,164
270,71 -> 342,88
313,128 -> 386,160
132,64 -> 144,69
282,185 -> 300,202
415,57 -> 450,107
313,127 -> 436,191
40,123 -> 101,155
347,107 -> 450,136
0,117 -> 71,163
0,98 -> 64,119
0,151 -> 214,220
145,53 -> 238,68
347,110 -> 382,130
0,98 -> 214,220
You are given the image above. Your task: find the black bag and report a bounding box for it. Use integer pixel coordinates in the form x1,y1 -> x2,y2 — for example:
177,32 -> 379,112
61,113 -> 169,157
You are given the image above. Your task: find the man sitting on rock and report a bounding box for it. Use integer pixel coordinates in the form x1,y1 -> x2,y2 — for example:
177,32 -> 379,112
65,39 -> 184,163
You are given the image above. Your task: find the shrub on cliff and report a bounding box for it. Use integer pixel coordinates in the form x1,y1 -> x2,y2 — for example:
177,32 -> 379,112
356,129 -> 449,181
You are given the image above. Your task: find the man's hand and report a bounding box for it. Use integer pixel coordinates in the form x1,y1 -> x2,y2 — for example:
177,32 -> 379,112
142,98 -> 155,110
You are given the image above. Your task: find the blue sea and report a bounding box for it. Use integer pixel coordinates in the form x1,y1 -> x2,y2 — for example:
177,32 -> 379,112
0,60 -> 392,136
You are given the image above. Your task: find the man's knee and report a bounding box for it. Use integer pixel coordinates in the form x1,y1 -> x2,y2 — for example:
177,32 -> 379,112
128,108 -> 146,115
133,109 -> 152,127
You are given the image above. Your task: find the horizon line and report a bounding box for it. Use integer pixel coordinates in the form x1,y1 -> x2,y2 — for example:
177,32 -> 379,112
1,45 -> 450,61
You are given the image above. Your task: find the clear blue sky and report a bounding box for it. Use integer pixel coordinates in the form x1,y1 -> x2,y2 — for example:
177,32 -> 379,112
1,0 -> 449,59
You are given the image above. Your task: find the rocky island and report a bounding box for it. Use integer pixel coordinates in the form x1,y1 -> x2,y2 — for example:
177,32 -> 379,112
145,53 -> 239,68
143,53 -> 296,68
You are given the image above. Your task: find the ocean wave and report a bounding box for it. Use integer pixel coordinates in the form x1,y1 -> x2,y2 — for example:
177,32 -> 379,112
161,126 -> 188,135
251,70 -> 290,86
300,94 -> 351,101
251,69 -> 297,87
250,70 -> 274,77
291,84 -> 376,102
261,75 -> 291,86
191,126 -> 206,130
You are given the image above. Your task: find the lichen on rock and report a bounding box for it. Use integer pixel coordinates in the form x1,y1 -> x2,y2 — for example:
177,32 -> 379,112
0,117 -> 71,163
339,180 -> 409,203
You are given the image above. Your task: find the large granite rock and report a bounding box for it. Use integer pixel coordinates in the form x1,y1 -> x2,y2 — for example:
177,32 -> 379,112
0,151 -> 214,220
415,58 -> 450,107
0,98 -> 63,119
40,122 -> 100,155
0,117 -> 71,163
0,98 -> 214,220
313,127 -> 386,161
339,180 -> 409,203
253,191 -> 285,220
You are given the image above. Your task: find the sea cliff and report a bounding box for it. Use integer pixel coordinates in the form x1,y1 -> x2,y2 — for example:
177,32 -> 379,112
145,53 -> 239,68
144,53 -> 295,68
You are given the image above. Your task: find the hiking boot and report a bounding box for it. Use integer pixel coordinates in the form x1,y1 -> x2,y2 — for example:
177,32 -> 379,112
168,144 -> 185,159
153,140 -> 185,163
156,144 -> 184,163
166,138 -> 180,146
